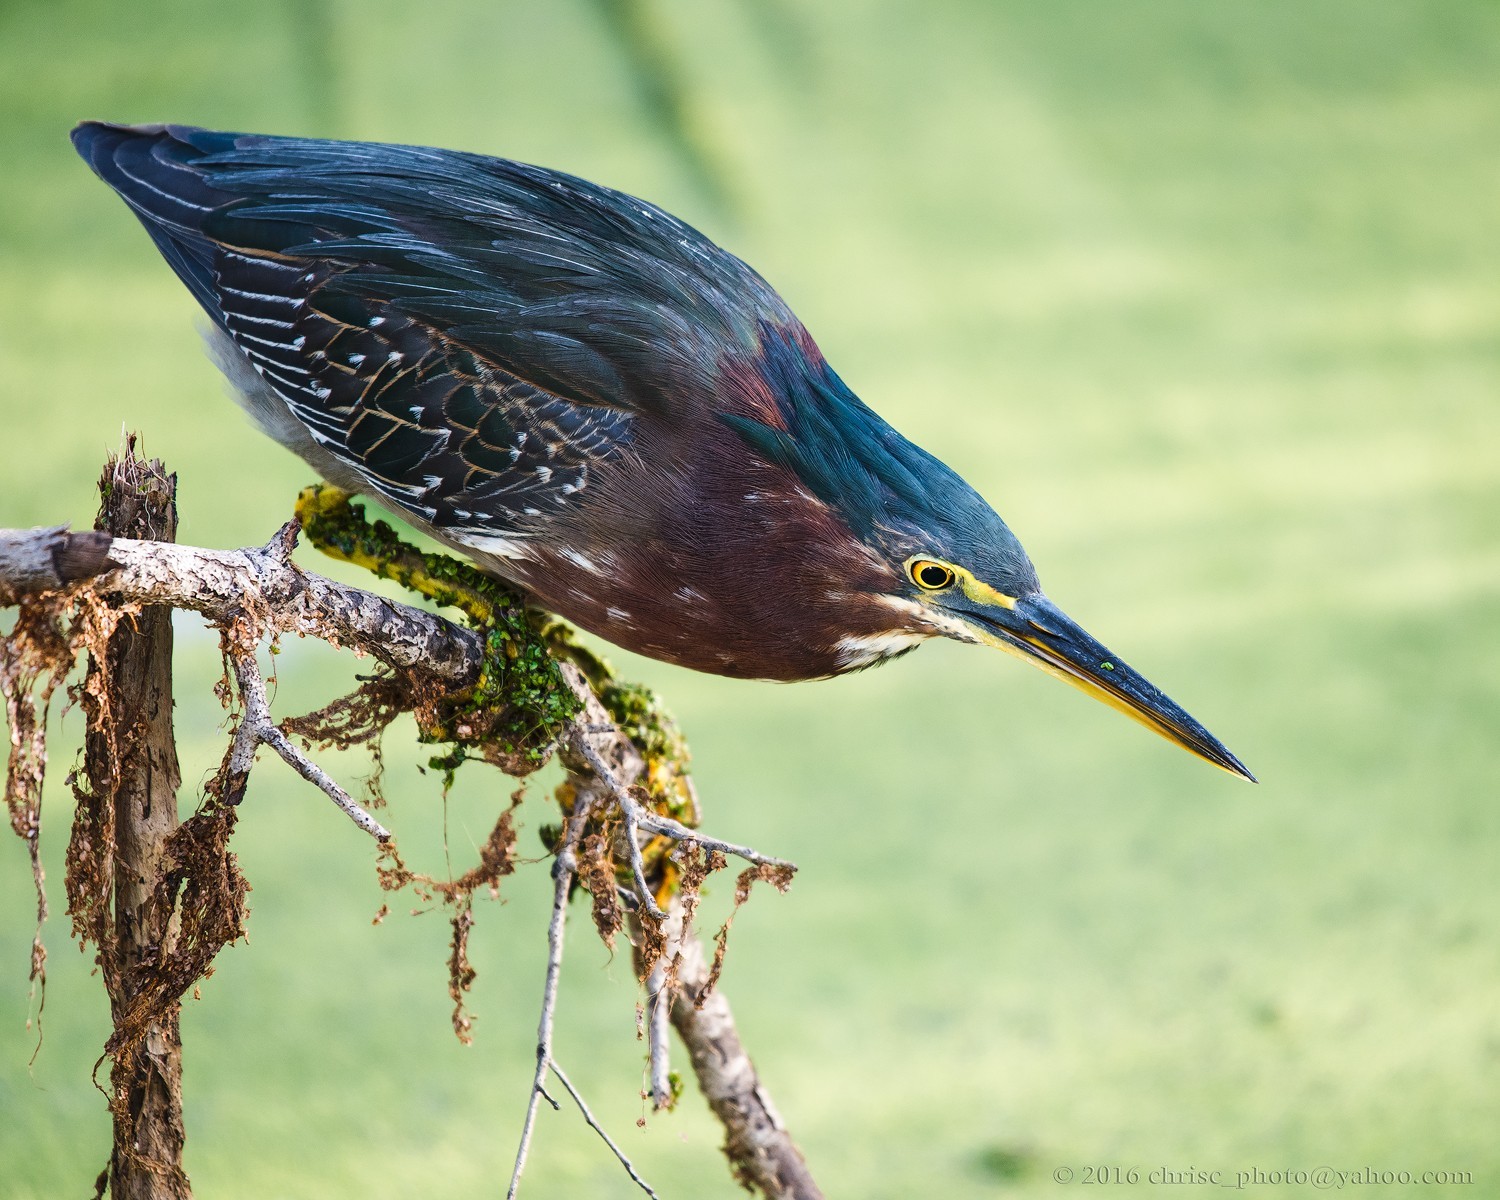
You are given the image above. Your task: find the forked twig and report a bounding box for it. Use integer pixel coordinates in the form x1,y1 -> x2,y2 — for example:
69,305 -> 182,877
506,795 -> 592,1198
226,648 -> 391,842
619,791 -> 668,920
569,728 -> 794,873
504,785 -> 662,1198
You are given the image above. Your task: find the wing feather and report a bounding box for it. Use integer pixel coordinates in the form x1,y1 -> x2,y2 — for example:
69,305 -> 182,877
72,121 -> 676,534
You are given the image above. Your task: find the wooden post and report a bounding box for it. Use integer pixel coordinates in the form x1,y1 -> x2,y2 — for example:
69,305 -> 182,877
81,449 -> 191,1200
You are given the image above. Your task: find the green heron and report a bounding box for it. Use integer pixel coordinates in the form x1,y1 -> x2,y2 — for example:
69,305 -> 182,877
73,121 -> 1252,780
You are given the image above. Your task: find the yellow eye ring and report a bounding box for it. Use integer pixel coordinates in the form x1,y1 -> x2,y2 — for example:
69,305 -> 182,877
908,559 -> 957,591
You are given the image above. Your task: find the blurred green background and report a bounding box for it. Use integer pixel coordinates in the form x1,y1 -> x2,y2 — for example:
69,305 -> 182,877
3,1 -> 1498,1196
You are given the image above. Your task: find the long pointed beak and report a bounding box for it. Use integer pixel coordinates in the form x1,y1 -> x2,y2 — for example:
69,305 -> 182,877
952,592 -> 1255,781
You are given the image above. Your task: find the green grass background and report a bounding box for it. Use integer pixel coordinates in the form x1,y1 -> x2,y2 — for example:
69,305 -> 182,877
3,1 -> 1498,1196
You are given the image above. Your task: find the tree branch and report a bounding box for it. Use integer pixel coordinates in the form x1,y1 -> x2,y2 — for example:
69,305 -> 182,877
225,646 -> 391,842
671,911 -> 823,1199
0,525 -> 114,605
2,514 -> 820,1198
0,523 -> 483,685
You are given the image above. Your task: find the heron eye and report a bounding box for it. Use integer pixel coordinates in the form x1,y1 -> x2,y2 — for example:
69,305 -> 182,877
909,559 -> 957,591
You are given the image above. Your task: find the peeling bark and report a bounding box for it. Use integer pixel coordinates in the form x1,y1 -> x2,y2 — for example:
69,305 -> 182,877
0,522 -> 482,685
0,525 -> 114,604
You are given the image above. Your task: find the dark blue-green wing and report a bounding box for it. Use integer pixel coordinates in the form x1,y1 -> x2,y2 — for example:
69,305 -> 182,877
71,121 -> 790,534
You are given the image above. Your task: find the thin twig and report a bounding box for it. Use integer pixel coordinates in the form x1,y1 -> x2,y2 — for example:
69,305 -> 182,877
559,715 -> 666,918
619,791 -> 667,920
551,1062 -> 660,1198
571,728 -> 795,872
645,956 -> 673,1110
506,793 -> 591,1199
228,649 -> 391,842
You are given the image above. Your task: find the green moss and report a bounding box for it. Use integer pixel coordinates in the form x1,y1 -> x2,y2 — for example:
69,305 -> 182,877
426,748 -> 467,792
296,484 -> 581,769
295,483 -> 699,909
598,679 -> 695,823
522,612 -> 695,825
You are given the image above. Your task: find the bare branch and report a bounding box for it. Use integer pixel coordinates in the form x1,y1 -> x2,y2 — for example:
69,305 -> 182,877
550,1062 -> 660,1198
226,649 -> 391,842
0,523 -> 484,685
620,788 -> 668,921
645,955 -> 673,1110
670,912 -> 824,1199
506,793 -> 591,1200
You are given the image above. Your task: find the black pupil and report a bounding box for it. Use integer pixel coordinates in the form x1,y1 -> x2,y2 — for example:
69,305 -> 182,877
918,564 -> 950,588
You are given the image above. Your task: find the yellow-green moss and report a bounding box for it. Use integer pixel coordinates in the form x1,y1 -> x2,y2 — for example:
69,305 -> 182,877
295,484 -> 581,767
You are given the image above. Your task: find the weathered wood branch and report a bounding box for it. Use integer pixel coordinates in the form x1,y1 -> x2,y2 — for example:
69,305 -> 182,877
0,525 -> 114,605
671,915 -> 822,1199
1,512 -> 821,1198
0,523 -> 482,684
